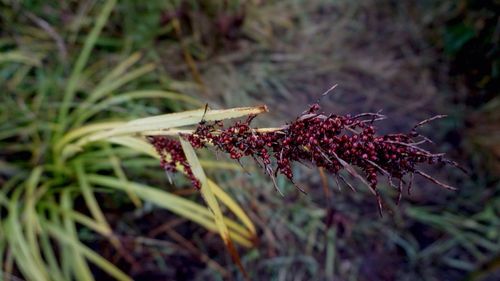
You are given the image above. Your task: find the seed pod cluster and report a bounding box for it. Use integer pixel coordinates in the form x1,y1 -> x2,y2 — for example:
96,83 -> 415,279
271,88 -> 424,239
149,104 -> 460,208
149,135 -> 201,189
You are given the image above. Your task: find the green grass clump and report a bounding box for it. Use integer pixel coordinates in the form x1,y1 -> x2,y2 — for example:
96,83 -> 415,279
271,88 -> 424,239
1,1 -> 256,280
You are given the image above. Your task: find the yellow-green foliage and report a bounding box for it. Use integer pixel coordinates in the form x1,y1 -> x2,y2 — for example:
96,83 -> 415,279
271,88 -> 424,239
0,1 -> 258,280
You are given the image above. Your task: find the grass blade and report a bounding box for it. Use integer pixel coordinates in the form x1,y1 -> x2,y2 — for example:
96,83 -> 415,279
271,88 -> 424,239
87,105 -> 268,141
104,145 -> 142,207
58,0 -> 117,130
56,122 -> 123,154
24,167 -> 49,280
86,174 -> 254,247
42,218 -> 132,281
60,190 -> 94,281
39,230 -> 66,281
71,63 -> 156,123
74,161 -> 112,235
0,50 -> 41,66
180,138 -> 248,277
209,180 -> 256,236
73,90 -> 202,126
5,188 -> 49,281
100,52 -> 142,84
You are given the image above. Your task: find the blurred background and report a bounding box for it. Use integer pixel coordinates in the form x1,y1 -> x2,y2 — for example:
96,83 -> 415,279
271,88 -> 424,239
1,0 -> 499,280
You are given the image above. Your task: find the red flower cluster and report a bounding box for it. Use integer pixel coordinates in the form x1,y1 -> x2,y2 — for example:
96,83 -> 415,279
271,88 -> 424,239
149,104 -> 461,210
